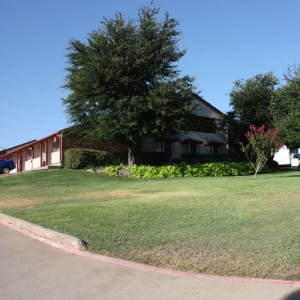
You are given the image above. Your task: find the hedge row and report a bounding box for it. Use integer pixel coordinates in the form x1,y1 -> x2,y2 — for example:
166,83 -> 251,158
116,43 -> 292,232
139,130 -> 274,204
64,148 -> 126,169
105,162 -> 254,178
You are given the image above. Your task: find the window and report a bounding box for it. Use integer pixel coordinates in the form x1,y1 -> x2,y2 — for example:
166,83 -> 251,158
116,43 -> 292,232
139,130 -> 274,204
182,142 -> 200,154
34,144 -> 40,158
53,137 -> 59,152
26,147 -> 32,160
156,140 -> 174,155
210,144 -> 224,155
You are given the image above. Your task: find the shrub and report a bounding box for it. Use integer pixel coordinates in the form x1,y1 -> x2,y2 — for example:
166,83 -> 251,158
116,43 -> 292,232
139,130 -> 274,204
181,162 -> 244,177
181,154 -> 247,164
103,162 -> 254,178
64,148 -> 113,169
129,164 -> 183,178
104,165 -> 124,176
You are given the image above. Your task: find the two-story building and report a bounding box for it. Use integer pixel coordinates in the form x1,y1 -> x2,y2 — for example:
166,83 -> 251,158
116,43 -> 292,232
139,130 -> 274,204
142,94 -> 228,160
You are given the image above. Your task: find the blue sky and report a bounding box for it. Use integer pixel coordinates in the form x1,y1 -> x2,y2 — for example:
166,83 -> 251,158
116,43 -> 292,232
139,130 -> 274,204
1,0 -> 299,149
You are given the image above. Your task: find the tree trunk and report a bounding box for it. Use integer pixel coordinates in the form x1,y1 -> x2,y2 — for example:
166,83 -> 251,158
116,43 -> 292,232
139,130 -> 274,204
253,168 -> 258,179
128,147 -> 135,166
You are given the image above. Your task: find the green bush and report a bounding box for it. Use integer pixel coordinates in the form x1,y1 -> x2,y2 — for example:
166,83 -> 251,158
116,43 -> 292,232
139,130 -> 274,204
104,165 -> 124,176
130,165 -> 183,178
64,148 -> 113,169
103,162 -> 253,178
180,153 -> 247,164
180,162 -> 253,177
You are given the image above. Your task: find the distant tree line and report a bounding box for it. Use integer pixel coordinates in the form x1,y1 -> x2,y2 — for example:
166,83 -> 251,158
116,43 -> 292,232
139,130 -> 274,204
227,66 -> 300,154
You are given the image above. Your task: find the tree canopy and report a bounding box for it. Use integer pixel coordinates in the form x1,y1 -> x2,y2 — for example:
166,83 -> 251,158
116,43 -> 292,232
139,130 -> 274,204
229,73 -> 279,128
63,6 -> 195,165
271,67 -> 300,148
228,67 -> 300,151
227,72 -> 279,154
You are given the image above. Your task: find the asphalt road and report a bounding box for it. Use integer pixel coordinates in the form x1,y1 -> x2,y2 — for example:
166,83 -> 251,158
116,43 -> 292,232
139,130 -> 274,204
1,223 -> 300,300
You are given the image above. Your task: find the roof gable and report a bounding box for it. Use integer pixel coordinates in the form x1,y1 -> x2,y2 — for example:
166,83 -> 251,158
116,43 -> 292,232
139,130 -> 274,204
192,93 -> 224,119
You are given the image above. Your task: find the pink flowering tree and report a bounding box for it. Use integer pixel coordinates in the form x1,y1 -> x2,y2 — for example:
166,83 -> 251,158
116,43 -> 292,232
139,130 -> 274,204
240,124 -> 282,179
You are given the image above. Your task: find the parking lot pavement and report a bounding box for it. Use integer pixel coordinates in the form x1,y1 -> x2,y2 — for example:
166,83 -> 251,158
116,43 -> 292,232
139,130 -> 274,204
1,223 -> 300,300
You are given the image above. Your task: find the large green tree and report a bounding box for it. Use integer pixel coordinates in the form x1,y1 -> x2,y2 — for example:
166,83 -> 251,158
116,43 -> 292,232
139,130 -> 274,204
227,73 -> 279,154
271,67 -> 300,148
229,73 -> 279,127
63,6 -> 195,165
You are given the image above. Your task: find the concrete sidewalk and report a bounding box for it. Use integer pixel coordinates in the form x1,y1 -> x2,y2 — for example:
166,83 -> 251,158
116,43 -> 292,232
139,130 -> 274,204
1,223 -> 300,299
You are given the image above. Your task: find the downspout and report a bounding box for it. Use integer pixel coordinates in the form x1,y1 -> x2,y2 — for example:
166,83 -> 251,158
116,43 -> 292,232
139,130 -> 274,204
59,133 -> 63,164
45,141 -> 48,166
40,143 -> 42,167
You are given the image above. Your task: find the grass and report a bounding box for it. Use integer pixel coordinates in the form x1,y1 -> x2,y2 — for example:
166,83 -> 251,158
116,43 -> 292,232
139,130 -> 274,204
1,169 -> 300,280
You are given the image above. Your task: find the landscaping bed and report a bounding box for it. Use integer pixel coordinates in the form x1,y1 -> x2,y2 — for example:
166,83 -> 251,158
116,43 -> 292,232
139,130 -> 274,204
104,162 -> 254,178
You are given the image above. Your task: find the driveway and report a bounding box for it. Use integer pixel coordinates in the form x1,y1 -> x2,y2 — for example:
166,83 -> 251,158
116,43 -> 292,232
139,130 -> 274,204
1,223 -> 300,300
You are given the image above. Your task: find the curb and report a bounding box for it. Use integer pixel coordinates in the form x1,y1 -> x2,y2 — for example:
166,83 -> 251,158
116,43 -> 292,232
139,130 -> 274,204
0,213 -> 87,251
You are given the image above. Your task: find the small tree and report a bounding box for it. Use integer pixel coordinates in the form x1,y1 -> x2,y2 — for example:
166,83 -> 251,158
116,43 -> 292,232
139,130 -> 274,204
240,124 -> 281,179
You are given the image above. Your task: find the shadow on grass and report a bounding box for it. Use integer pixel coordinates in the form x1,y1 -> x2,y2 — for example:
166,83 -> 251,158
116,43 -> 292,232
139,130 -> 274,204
276,172 -> 300,178
259,170 -> 300,179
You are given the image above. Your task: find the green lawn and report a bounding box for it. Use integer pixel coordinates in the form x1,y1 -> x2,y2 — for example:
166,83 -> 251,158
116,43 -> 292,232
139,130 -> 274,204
1,169 -> 300,280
